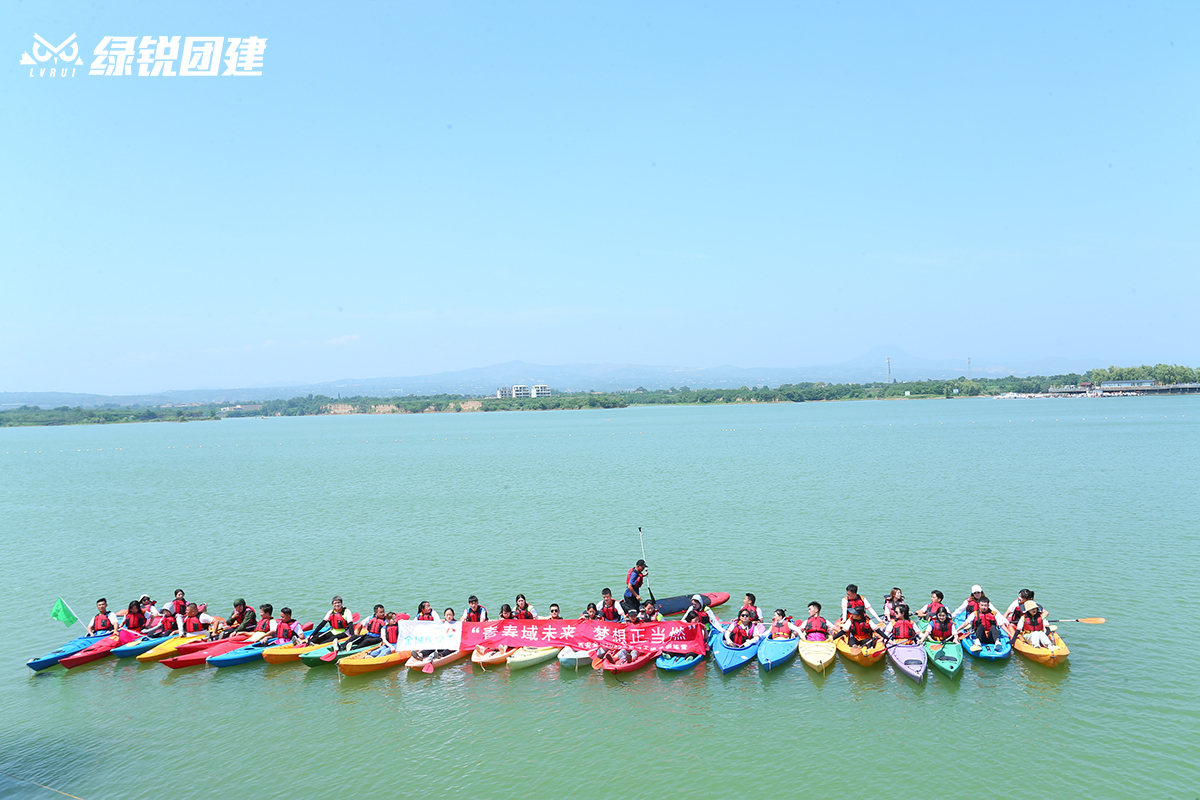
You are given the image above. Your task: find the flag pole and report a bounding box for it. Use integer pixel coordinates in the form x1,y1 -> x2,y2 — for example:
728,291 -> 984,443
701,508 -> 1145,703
62,598 -> 82,628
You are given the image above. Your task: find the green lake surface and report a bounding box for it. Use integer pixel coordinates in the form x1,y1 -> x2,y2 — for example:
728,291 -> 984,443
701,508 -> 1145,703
2,398 -> 1197,799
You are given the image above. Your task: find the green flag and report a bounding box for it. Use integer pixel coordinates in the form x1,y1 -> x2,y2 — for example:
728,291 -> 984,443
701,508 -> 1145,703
50,597 -> 78,627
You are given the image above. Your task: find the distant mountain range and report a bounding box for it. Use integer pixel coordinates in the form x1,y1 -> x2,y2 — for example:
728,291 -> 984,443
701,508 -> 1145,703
0,348 -> 1092,409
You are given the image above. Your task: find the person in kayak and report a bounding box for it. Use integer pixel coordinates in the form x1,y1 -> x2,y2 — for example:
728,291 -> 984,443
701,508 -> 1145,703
309,597 -> 354,645
952,585 -> 986,618
138,594 -> 159,618
514,594 -> 537,620
1014,600 -> 1056,651
497,604 -> 514,620
716,609 -> 762,649
179,603 -> 215,634
415,601 -> 441,622
840,607 -> 881,649
212,599 -> 256,640
167,589 -> 188,619
788,602 -> 832,640
580,603 -> 600,620
121,600 -> 149,633
86,599 -> 119,635
739,593 -> 764,624
766,609 -> 795,640
956,596 -> 1006,649
680,595 -> 715,628
919,607 -> 959,644
839,585 -> 882,625
443,608 -> 456,623
598,592 -> 622,622
916,590 -> 948,620
251,604 -> 275,637
623,560 -> 648,614
342,604 -> 387,650
1005,589 -> 1047,626
883,604 -> 918,643
547,604 -> 562,620
463,596 -> 488,622
642,600 -> 663,622
882,588 -> 905,622
142,605 -> 178,638
367,612 -> 403,657
273,608 -> 303,645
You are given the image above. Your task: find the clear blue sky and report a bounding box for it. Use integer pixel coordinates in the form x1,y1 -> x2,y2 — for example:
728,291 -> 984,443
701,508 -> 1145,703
3,2 -> 1196,394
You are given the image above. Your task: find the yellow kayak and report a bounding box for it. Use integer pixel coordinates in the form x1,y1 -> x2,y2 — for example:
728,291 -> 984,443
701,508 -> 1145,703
797,639 -> 837,672
834,635 -> 886,666
1013,630 -> 1070,667
337,649 -> 412,676
136,634 -> 207,663
263,637 -> 348,664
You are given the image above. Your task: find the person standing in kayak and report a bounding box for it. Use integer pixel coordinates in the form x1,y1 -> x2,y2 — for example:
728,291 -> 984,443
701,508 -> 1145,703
916,590 -> 948,620
840,585 -> 882,626
463,596 -> 488,622
309,597 -> 354,645
623,560 -> 648,614
513,594 -> 537,620
86,599 -> 119,635
788,602 -> 832,640
919,607 -> 958,644
952,585 -> 986,619
840,607 -> 881,648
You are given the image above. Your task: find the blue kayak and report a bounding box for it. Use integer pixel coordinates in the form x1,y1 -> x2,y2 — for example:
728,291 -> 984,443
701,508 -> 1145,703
712,624 -> 764,674
656,624 -> 717,672
27,632 -> 110,672
207,640 -> 272,667
756,635 -> 799,672
113,635 -> 173,658
957,611 -> 1012,660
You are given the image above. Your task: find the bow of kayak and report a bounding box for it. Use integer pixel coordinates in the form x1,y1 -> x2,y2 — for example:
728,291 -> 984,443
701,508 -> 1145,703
507,646 -> 561,670
337,649 -> 412,676
757,636 -> 799,672
1013,631 -> 1069,667
835,636 -> 886,666
797,639 -> 837,673
27,633 -> 110,672
886,642 -> 928,683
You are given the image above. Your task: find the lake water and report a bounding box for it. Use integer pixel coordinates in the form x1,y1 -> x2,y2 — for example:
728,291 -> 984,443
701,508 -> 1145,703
2,397 -> 1197,799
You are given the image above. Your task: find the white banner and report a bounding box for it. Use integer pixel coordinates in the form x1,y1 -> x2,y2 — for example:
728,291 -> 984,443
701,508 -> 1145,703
394,620 -> 462,650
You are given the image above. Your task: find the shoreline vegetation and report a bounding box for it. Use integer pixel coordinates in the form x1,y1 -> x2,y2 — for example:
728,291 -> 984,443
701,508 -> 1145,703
2,364 -> 1197,428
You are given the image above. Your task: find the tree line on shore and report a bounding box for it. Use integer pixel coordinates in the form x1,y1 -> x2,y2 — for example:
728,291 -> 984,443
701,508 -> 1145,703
2,364 -> 1195,427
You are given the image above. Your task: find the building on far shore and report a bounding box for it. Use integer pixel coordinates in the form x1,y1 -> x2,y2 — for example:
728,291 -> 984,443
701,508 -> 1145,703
532,384 -> 551,398
496,386 -> 513,399
496,384 -> 550,399
512,384 -> 531,399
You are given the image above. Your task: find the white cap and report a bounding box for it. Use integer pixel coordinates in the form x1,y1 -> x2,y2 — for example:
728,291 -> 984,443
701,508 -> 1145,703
971,585 -> 983,593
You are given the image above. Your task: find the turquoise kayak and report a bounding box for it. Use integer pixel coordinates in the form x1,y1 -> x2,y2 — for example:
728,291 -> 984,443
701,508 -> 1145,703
208,641 -> 272,667
957,611 -> 1012,660
756,635 -> 799,672
915,619 -> 963,676
656,624 -> 716,672
712,623 -> 764,674
113,635 -> 173,658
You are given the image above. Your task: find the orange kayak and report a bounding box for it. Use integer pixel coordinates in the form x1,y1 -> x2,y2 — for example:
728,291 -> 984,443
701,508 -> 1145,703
835,635 -> 886,666
1013,630 -> 1070,667
470,645 -> 513,666
406,650 -> 470,671
337,649 -> 412,676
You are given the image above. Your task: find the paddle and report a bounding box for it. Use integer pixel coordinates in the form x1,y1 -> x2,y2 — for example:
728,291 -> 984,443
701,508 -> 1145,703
1045,617 -> 1105,624
422,654 -> 436,673
637,526 -> 655,607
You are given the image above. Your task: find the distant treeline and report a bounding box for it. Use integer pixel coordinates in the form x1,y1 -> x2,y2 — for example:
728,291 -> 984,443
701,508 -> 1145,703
2,364 -> 1195,427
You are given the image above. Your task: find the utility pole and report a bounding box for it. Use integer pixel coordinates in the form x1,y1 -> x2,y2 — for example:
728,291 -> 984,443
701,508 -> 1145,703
886,356 -> 892,384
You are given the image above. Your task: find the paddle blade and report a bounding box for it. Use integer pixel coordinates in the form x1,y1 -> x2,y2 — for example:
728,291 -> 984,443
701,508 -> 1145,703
1077,617 -> 1105,624
591,657 -> 604,670
319,649 -> 339,662
422,662 -> 435,674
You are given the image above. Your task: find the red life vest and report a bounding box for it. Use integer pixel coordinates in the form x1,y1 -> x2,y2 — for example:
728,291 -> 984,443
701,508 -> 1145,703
383,622 -> 399,645
329,610 -> 350,631
929,618 -> 954,640
741,604 -> 761,623
182,615 -> 206,633
728,623 -> 753,646
229,606 -> 248,626
599,605 -> 620,621
365,616 -> 387,635
255,616 -> 274,633
464,607 -> 484,622
926,601 -> 947,618
802,617 -> 830,637
891,619 -> 916,641
417,612 -> 434,621
515,609 -> 535,620
769,620 -> 790,639
124,609 -> 147,631
170,599 -> 187,617
845,595 -> 866,617
92,613 -> 113,632
965,597 -> 981,616
975,611 -> 997,635
848,617 -> 875,642
160,613 -> 178,633
1022,615 -> 1044,633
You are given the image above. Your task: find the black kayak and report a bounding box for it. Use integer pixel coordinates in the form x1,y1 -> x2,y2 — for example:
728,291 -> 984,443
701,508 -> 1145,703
653,592 -> 731,616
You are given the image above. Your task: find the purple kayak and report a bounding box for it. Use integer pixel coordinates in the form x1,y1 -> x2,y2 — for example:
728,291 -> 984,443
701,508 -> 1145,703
886,642 -> 927,683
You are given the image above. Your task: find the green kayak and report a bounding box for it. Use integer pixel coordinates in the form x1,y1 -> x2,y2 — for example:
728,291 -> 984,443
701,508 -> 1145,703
299,643 -> 376,667
915,619 -> 963,677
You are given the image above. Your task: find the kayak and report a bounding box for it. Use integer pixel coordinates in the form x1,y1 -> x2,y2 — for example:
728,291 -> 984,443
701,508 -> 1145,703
886,641 -> 928,683
337,649 -> 412,676
161,639 -> 249,669
915,618 -> 963,677
60,631 -> 141,669
557,646 -> 596,668
656,651 -> 704,672
1012,630 -> 1069,667
113,635 -> 174,658
263,636 -> 349,664
797,639 -> 837,673
834,635 -> 886,666
956,611 -> 1012,660
207,641 -> 275,667
712,623 -> 766,674
136,634 -> 208,663
299,642 -> 377,667
175,633 -> 251,655
656,592 -> 731,616
507,646 -> 561,670
757,635 -> 799,672
406,649 -> 471,671
598,648 -> 658,674
27,632 -> 110,672
471,645 -> 514,666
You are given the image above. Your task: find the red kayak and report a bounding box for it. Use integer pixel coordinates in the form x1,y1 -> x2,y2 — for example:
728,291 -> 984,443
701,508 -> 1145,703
161,639 -> 250,669
599,649 -> 660,674
173,632 -> 249,655
60,630 -> 142,669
